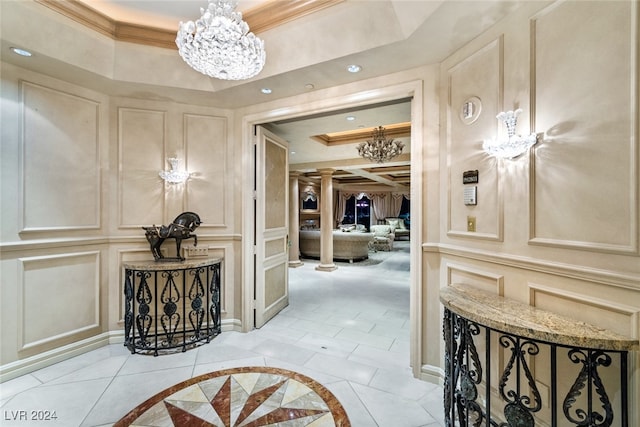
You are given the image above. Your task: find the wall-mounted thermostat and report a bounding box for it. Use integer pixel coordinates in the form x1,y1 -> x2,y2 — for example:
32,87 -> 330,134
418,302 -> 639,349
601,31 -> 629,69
464,186 -> 477,205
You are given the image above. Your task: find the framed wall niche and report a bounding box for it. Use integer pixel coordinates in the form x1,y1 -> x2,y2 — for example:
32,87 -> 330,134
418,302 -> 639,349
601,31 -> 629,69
300,187 -> 319,213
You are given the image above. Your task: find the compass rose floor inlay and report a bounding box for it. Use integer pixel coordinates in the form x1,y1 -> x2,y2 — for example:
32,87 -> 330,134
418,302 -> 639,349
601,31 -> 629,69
113,366 -> 350,427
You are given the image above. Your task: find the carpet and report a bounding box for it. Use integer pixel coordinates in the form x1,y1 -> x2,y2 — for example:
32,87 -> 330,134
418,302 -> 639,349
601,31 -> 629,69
113,366 -> 350,427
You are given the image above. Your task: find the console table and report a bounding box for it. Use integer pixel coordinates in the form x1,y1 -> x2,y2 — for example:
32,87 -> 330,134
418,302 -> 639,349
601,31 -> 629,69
440,283 -> 638,427
123,258 -> 222,356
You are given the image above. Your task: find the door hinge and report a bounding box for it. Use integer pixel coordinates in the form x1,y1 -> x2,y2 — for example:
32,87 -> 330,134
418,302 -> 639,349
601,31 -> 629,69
251,299 -> 256,309
252,191 -> 257,200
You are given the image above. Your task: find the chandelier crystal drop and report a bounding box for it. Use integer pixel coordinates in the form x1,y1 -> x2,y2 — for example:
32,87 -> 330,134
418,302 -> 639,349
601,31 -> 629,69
176,0 -> 266,80
482,109 -> 538,159
357,126 -> 404,163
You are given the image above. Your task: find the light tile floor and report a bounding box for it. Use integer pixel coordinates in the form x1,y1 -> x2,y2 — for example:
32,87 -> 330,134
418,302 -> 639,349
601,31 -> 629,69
0,241 -> 444,427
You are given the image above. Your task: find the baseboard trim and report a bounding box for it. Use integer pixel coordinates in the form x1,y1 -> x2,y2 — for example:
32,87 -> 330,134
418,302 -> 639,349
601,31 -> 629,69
0,332 -> 114,383
419,364 -> 444,386
1,318 -> 244,383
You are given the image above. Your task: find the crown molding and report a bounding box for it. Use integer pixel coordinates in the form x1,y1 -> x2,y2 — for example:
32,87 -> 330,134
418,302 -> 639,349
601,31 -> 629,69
35,0 -> 343,50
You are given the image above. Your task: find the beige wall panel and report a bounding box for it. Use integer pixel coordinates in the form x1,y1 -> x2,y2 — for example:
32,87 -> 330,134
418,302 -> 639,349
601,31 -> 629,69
529,283 -> 638,339
531,1 -> 638,253
118,108 -> 165,228
264,263 -> 286,308
21,82 -> 100,231
265,140 -> 287,230
265,238 -> 285,259
184,114 -> 227,227
447,38 -> 503,240
446,262 -> 504,295
18,252 -> 100,352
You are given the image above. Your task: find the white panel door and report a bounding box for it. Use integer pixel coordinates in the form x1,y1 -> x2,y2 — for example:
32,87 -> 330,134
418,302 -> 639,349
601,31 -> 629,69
254,126 -> 289,328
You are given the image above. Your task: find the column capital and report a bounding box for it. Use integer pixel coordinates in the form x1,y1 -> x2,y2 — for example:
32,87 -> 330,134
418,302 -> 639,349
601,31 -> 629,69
317,168 -> 335,176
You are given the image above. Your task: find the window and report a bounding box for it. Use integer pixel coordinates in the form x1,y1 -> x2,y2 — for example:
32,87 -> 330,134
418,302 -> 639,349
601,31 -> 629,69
342,194 -> 371,231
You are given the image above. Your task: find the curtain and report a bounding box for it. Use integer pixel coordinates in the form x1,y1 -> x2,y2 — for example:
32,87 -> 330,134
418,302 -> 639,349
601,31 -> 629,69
336,191 -> 408,223
335,192 -> 355,224
391,193 -> 407,217
369,193 -> 387,223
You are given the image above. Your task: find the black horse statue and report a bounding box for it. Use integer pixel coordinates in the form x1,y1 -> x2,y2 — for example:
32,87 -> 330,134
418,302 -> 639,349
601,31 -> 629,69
143,212 -> 201,261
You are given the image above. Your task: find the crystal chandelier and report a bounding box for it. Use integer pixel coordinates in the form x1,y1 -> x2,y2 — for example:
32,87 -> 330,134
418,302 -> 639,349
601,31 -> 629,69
176,0 -> 266,80
482,109 -> 538,159
159,158 -> 190,184
357,126 -> 405,163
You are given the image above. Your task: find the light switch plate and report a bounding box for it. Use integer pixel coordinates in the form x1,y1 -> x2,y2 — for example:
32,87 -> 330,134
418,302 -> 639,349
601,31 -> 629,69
467,216 -> 476,232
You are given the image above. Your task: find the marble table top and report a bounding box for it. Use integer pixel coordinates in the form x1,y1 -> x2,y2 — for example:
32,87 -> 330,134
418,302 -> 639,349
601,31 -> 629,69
440,283 -> 638,351
123,257 -> 222,271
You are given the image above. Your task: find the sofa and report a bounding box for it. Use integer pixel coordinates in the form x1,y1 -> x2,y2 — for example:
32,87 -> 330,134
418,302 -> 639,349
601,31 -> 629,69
385,217 -> 410,240
299,229 -> 373,262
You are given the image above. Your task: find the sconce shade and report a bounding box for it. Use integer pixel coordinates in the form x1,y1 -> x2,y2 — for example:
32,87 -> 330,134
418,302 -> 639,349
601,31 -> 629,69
483,109 -> 537,159
159,158 -> 190,184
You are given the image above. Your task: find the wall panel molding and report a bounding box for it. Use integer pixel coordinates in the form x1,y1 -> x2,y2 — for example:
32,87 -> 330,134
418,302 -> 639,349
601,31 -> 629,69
17,252 -> 101,353
445,262 -> 504,295
19,81 -> 101,232
424,243 -> 640,291
528,283 -> 639,340
446,37 -> 504,242
183,113 -> 229,228
117,107 -> 166,229
529,0 -> 639,255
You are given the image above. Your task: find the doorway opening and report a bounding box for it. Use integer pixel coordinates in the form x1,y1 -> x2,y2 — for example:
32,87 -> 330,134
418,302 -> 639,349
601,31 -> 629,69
242,80 -> 424,376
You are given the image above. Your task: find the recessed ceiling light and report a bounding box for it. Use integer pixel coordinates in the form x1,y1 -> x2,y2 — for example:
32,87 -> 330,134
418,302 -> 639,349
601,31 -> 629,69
261,88 -> 272,94
347,64 -> 361,73
346,116 -> 356,121
304,84 -> 314,90
10,47 -> 32,57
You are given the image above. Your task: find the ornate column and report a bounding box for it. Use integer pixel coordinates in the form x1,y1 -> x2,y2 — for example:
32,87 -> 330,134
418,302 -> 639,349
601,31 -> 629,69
316,168 -> 337,272
288,172 -> 303,267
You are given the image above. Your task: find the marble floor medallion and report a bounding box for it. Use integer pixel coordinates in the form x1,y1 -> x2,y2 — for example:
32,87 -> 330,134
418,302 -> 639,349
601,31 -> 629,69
114,366 -> 350,426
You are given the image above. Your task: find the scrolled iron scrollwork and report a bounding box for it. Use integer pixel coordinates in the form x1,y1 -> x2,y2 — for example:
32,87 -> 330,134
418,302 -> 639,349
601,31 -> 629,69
563,349 -> 614,427
135,271 -> 153,347
443,309 -> 453,427
123,260 -> 221,355
497,334 -> 542,427
442,291 -> 631,427
159,271 -> 181,344
124,270 -> 134,345
446,311 -> 485,427
188,267 -> 206,339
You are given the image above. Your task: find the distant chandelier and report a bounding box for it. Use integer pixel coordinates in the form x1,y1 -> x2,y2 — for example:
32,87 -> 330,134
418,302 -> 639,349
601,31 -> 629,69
176,0 -> 266,80
483,109 -> 538,159
357,126 -> 404,163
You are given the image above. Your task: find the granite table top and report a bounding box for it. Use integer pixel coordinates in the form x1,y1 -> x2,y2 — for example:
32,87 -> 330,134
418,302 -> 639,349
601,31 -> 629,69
123,257 -> 223,271
440,283 -> 638,352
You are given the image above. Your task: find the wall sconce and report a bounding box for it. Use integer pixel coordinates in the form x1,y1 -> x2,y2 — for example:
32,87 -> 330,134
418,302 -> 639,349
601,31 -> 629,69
482,109 -> 538,159
159,158 -> 190,184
